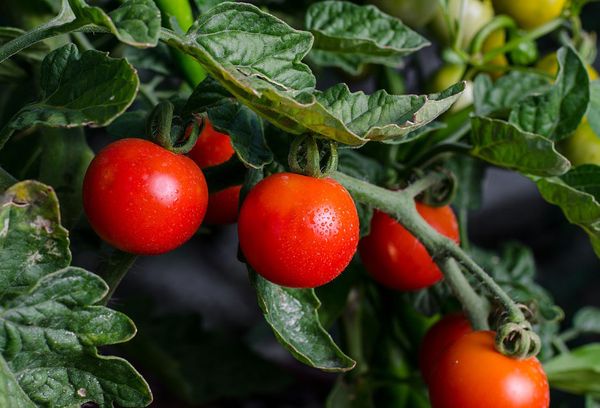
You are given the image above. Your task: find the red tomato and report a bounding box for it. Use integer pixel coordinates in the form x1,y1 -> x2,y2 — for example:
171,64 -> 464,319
188,119 -> 235,168
428,331 -> 550,408
238,173 -> 359,288
204,185 -> 242,225
419,313 -> 472,383
83,138 -> 208,255
359,203 -> 459,291
187,118 -> 241,224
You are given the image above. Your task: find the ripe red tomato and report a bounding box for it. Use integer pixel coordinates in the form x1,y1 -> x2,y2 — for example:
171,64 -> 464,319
188,119 -> 235,168
428,331 -> 550,408
204,185 -> 242,225
419,313 -> 472,383
187,118 -> 241,224
359,203 -> 459,291
83,138 -> 208,255
238,173 -> 359,288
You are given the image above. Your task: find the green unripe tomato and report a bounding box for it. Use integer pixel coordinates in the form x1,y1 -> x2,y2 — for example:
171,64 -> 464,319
370,0 -> 439,28
427,64 -> 473,112
509,34 -> 539,66
561,120 -> 600,166
430,0 -> 494,49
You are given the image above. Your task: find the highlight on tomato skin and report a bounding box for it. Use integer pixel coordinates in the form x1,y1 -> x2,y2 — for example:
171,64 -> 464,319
237,172 -> 360,288
359,202 -> 460,291
419,313 -> 472,384
82,138 -> 209,255
186,118 -> 242,225
428,331 -> 550,408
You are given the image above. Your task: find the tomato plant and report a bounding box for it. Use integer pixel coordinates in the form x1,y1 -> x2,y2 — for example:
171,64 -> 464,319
0,0 -> 600,406
188,118 -> 242,224
359,203 -> 459,291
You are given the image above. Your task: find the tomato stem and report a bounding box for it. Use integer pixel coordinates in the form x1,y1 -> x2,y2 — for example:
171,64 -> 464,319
479,18 -> 564,65
333,171 -> 541,358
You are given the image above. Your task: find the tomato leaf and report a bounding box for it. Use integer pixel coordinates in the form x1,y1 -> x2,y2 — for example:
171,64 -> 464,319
473,71 -> 551,116
509,46 -> 590,141
164,2 -> 462,146
69,0 -> 161,48
587,80 -> 600,138
306,1 -> 429,75
446,156 -> 485,211
574,307 -> 600,335
251,272 -> 356,372
470,116 -> 570,177
185,77 -> 273,169
534,164 -> 600,258
38,128 -> 94,229
545,344 -> 600,397
0,181 -> 151,407
0,44 -> 139,150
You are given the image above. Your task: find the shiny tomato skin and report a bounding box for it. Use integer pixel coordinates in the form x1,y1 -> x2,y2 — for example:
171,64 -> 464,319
83,138 -> 208,255
359,203 -> 459,291
238,173 -> 360,288
204,185 -> 242,225
428,331 -> 550,408
419,313 -> 472,383
187,119 -> 242,224
188,119 -> 235,168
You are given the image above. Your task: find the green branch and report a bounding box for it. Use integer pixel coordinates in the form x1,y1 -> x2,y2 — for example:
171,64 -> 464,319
332,171 -> 538,355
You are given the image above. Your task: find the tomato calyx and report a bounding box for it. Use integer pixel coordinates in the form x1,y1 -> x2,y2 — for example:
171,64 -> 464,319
288,134 -> 339,178
146,100 -> 205,154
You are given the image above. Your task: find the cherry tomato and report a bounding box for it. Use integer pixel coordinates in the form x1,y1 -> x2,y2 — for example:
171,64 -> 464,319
188,119 -> 235,168
359,203 -> 459,291
238,173 -> 359,288
83,138 -> 208,255
561,119 -> 600,166
536,52 -> 599,80
427,64 -> 473,112
419,313 -> 472,383
493,0 -> 565,30
204,185 -> 242,225
428,331 -> 550,408
187,118 -> 241,224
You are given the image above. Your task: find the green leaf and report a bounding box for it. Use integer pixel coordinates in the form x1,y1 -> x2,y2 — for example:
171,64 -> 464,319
69,0 -> 161,48
0,181 -> 70,300
473,71 -> 551,116
38,128 -> 94,229
545,344 -> 600,397
251,272 -> 356,372
306,1 -> 429,74
314,82 -> 465,144
186,77 -> 273,169
587,80 -> 600,138
509,46 -> 590,141
574,307 -> 600,334
0,44 -> 139,150
316,261 -> 361,328
106,110 -> 148,140
447,156 -> 485,211
535,164 -> 600,257
120,303 -> 291,404
0,181 -> 151,408
470,116 -> 570,176
164,2 -> 462,146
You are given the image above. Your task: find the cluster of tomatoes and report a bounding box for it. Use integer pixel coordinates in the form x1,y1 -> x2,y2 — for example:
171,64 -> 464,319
82,119 -> 550,407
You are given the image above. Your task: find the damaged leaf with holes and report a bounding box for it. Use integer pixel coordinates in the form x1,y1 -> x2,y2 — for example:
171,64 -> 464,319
0,180 -> 151,408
